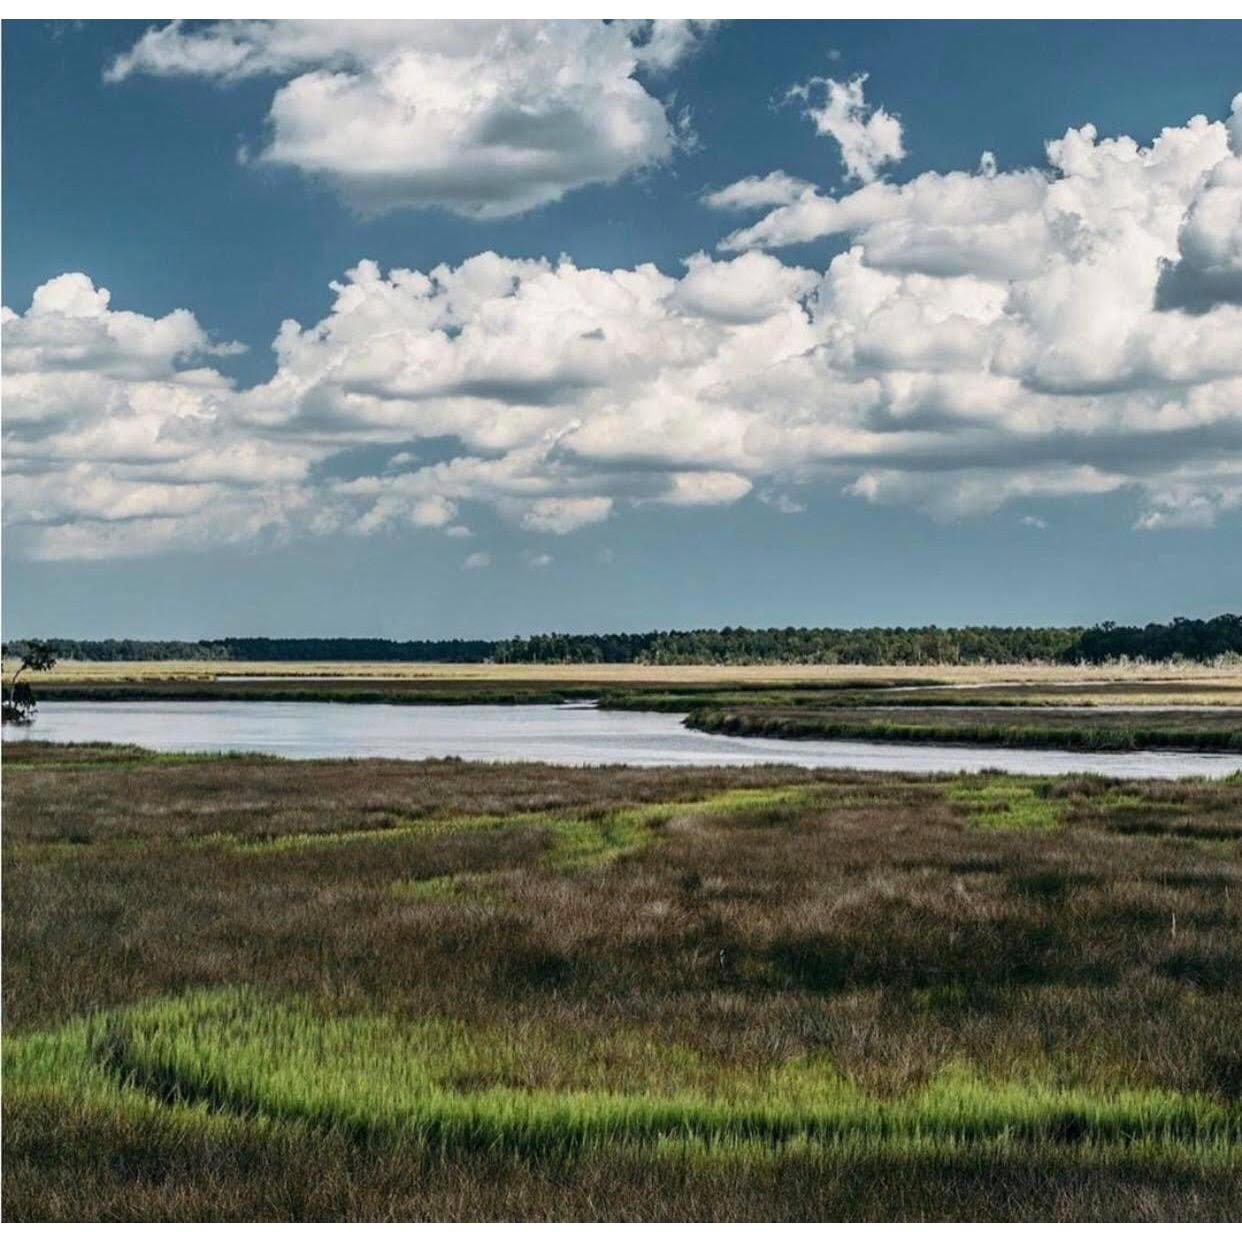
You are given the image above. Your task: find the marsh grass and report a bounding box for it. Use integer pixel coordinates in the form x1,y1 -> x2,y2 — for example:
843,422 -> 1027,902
197,784 -> 814,874
686,706 -> 1242,753
4,743 -> 1240,1220
948,780 -> 1062,832
7,989 -> 1237,1159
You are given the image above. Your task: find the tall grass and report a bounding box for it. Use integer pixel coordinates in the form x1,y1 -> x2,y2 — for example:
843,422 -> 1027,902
687,707 -> 1242,753
947,780 -> 1063,832
208,784 -> 815,868
5,745 -> 1241,1220
8,990 -> 1237,1158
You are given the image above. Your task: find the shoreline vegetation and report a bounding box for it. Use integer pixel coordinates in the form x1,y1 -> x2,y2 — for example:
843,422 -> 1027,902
4,744 -> 1240,1221
683,706 -> 1242,754
11,667 -> 1242,754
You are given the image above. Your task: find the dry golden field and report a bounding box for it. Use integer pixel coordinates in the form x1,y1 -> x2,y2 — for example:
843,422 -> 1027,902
14,658 -> 1242,691
10,659 -> 1242,712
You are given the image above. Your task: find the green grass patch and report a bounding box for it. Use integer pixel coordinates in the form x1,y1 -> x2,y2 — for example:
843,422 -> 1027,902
948,780 -> 1062,832
205,784 -> 819,868
0,742 -> 279,770
390,874 -> 502,908
539,785 -> 817,871
391,874 -> 468,901
219,812 -> 504,855
540,809 -> 657,871
7,990 -> 1236,1159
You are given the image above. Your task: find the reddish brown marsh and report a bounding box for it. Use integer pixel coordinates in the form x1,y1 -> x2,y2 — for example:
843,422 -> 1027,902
4,743 -> 1240,1221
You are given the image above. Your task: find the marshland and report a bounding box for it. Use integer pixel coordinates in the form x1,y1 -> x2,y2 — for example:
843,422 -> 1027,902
13,659 -> 1242,763
7,10 -> 1242,1226
4,736 -> 1240,1221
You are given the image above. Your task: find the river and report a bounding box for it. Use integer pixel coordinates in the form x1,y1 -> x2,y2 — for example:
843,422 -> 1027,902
4,700 -> 1240,778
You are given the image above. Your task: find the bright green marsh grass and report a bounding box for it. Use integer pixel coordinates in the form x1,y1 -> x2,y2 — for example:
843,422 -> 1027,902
948,780 -> 1062,832
391,874 -> 473,901
219,812 -> 503,856
7,989 -> 1237,1159
211,783 -> 817,870
390,873 -> 504,908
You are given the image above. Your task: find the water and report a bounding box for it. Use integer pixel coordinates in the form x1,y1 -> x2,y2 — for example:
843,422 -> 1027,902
4,700 -> 1240,778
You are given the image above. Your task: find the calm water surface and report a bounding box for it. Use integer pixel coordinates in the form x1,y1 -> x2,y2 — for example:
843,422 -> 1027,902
4,700 -> 1240,778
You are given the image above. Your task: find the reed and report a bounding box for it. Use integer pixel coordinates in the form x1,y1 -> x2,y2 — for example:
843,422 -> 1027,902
4,743 -> 1240,1220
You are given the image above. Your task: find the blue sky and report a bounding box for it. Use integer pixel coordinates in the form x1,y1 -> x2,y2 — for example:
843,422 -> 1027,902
3,19 -> 1241,638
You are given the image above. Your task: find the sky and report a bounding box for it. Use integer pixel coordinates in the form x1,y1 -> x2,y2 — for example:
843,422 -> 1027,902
3,18 -> 1241,639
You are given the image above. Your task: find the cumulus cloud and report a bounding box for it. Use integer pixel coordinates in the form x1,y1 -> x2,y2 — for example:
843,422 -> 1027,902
1156,94 -> 1242,311
462,550 -> 491,570
788,73 -> 905,184
1,272 -> 242,380
6,95 -> 1242,558
106,19 -> 707,218
674,251 -> 817,323
0,273 -> 288,559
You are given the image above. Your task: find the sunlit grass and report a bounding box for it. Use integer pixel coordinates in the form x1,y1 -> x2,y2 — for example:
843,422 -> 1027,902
7,990 -> 1237,1160
204,784 -> 819,870
948,780 -> 1062,832
390,874 -> 504,908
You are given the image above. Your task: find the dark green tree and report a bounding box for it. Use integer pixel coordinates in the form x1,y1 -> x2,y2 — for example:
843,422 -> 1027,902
3,639 -> 58,724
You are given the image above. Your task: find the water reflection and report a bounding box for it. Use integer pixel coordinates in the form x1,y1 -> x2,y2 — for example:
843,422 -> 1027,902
4,700 -> 1239,779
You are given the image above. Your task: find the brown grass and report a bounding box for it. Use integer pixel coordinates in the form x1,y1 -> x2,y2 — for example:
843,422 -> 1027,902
3,743 -> 1240,1221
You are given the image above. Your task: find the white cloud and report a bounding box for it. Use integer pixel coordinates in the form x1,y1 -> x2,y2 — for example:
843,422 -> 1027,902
659,472 -> 753,506
0,272 -> 293,559
759,490 -> 805,514
107,20 -> 707,218
6,95 -> 1242,559
1020,514 -> 1048,530
1133,465 -> 1242,529
788,73 -> 905,184
845,465 -> 1129,521
462,550 -> 491,570
628,19 -> 715,73
409,496 -> 457,528
1156,95 -> 1242,311
520,496 -> 613,534
1135,499 -> 1219,530
524,551 -> 554,569
2,272 -> 242,380
702,171 -> 817,212
674,251 -> 817,324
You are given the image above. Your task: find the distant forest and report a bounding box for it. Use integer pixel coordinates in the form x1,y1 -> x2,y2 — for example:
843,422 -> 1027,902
4,615 -> 1240,666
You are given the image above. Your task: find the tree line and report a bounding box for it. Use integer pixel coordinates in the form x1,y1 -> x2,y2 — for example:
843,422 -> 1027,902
1060,615 -> 1242,664
4,616 -> 1239,666
0,636 -> 494,663
491,625 -> 1084,665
